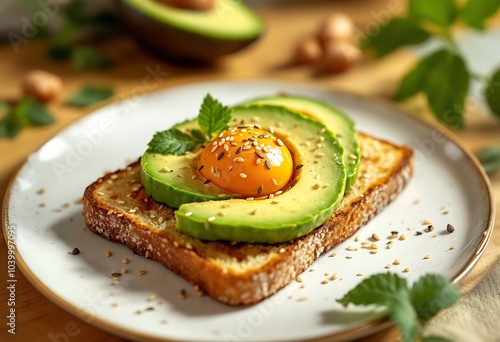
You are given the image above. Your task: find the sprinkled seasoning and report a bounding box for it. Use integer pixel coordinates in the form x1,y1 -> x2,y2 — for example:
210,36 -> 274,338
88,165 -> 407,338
372,233 -> 380,241
106,250 -> 112,257
295,164 -> 304,170
321,280 -> 329,284
178,289 -> 186,300
427,225 -> 434,232
330,273 -> 338,280
393,259 -> 401,265
265,160 -> 272,170
184,212 -> 193,217
403,267 -> 410,273
447,224 -> 455,233
138,270 -> 148,276
122,257 -> 129,264
356,273 -> 363,277
423,255 -> 430,259
296,276 -> 303,283
110,272 -> 122,278
68,247 -> 80,255
329,252 -> 337,257
198,165 -> 205,171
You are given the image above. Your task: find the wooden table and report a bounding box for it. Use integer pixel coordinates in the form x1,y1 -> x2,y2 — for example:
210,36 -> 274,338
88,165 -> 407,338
1,1 -> 499,341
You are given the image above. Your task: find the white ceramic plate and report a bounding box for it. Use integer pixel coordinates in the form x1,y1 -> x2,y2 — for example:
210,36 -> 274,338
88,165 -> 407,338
3,81 -> 495,342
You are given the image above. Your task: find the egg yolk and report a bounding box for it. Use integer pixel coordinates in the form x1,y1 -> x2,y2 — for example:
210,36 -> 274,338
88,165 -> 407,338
198,126 -> 294,197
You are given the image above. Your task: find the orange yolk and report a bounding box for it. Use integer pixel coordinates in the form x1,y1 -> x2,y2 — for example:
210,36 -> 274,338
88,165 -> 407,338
198,126 -> 294,197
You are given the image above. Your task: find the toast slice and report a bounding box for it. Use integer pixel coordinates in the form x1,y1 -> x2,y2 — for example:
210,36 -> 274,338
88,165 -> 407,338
83,132 -> 413,305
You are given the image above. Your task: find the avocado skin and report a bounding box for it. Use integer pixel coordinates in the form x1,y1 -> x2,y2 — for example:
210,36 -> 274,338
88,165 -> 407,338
116,1 -> 262,63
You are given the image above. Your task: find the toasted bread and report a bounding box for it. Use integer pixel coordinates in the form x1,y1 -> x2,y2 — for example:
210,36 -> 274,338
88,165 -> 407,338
82,132 -> 413,305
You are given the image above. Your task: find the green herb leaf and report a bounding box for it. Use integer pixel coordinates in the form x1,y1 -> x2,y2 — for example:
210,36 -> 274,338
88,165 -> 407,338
393,49 -> 444,101
337,273 -> 418,342
66,85 -> 114,107
197,94 -> 232,139
147,128 -> 197,155
461,0 -> 500,30
424,50 -> 469,128
73,45 -> 114,72
15,97 -> 55,126
362,18 -> 431,57
190,128 -> 208,142
478,146 -> 500,174
408,0 -> 458,28
411,274 -> 460,324
484,67 -> 500,118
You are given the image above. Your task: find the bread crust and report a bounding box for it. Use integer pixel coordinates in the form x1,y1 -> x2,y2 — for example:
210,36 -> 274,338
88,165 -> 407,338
83,133 -> 413,305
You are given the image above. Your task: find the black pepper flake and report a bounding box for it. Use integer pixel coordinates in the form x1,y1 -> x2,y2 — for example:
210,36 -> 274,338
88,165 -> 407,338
238,124 -> 246,128
217,152 -> 225,160
68,247 -> 80,255
110,272 -> 122,278
198,165 -> 204,171
415,231 -> 423,236
295,164 -> 304,170
391,231 -> 399,235
265,160 -> 272,170
258,134 -> 265,139
236,147 -> 242,154
447,224 -> 455,233
204,179 -> 211,184
248,137 -> 256,142
256,151 -> 265,158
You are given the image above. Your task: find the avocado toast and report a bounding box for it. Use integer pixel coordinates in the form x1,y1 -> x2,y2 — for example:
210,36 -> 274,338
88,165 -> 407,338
82,96 -> 413,305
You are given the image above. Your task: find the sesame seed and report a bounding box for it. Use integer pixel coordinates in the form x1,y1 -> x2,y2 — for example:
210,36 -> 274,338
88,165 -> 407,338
210,145 -> 218,153
235,157 -> 245,163
110,272 -> 121,278
321,280 -> 329,284
313,183 -> 321,190
329,252 -> 337,257
191,175 -> 197,180
162,166 -> 172,172
356,273 -> 363,277
348,154 -> 357,160
427,225 -> 434,232
178,289 -> 186,300
372,233 -> 380,241
217,152 -> 225,160
250,209 -> 258,215
107,209 -> 114,215
393,259 -> 401,265
185,212 -> 192,217
424,255 -> 430,259
117,200 -> 125,205
258,185 -> 263,194
217,193 -> 226,198
298,296 -> 308,302
271,178 -> 278,185
295,164 -> 304,170
223,144 -> 229,152
246,197 -> 255,201
318,127 -> 326,134
447,224 -> 455,233
385,264 -> 392,269
239,173 -> 247,179
346,246 -> 357,251
399,234 -> 407,240
387,241 -> 393,249
449,245 -> 455,250
106,250 -> 112,257
296,276 -> 303,283
276,138 -> 284,146
315,153 -> 325,158
207,216 -> 216,222
122,258 -> 129,264
403,268 -> 410,273
370,250 -> 378,254
243,145 -> 252,150
370,243 -> 378,249
331,273 -> 338,281
204,179 -> 211,184
265,160 -> 272,170
256,151 -> 265,158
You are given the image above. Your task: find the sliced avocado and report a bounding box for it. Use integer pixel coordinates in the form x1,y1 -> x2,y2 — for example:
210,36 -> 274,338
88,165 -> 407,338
240,95 -> 360,191
117,0 -> 264,63
141,119 -> 242,208
174,105 -> 346,243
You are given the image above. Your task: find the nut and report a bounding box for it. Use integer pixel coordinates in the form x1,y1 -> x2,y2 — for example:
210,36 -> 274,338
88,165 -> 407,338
317,14 -> 355,44
321,41 -> 361,73
294,36 -> 322,64
22,70 -> 63,102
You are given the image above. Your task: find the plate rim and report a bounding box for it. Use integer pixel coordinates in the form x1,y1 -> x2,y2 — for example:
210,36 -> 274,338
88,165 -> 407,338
2,79 -> 496,342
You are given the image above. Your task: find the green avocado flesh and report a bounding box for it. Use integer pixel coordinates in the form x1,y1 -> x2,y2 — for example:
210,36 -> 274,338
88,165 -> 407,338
143,105 -> 347,243
118,0 -> 264,62
240,96 -> 360,191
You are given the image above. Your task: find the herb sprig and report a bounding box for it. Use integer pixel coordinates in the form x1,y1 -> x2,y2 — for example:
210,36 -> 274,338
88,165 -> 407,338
147,94 -> 232,155
0,97 -> 55,138
363,0 -> 500,127
337,273 -> 460,342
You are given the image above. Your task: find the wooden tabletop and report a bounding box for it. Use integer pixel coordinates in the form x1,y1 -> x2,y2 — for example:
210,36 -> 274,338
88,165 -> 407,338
1,1 -> 499,341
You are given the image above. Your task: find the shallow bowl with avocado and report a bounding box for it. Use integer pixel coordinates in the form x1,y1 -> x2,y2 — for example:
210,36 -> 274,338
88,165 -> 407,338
117,0 -> 264,63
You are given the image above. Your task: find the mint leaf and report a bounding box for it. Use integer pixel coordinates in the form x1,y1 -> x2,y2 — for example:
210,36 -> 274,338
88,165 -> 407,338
484,67 -> 500,118
66,85 -> 114,107
362,18 -> 431,57
393,49 -> 444,101
197,94 -> 232,139
73,46 -> 114,72
389,297 -> 419,342
461,0 -> 500,30
190,128 -> 208,142
478,146 -> 500,174
408,0 -> 458,28
0,118 -> 21,138
411,274 -> 460,324
424,50 -> 469,128
15,97 -> 55,126
147,128 -> 197,155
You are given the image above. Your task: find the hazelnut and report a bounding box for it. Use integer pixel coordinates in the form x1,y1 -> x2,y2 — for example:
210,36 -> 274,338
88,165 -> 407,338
22,70 -> 63,102
321,41 -> 361,73
294,37 -> 322,64
317,14 -> 355,45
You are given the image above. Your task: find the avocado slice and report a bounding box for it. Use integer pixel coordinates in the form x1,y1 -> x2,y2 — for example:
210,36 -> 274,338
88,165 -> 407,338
117,0 -> 264,63
240,95 -> 360,191
172,105 -> 346,243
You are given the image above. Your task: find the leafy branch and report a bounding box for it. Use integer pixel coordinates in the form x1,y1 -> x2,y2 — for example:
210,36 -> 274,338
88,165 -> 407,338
363,0 -> 500,128
338,273 -> 460,342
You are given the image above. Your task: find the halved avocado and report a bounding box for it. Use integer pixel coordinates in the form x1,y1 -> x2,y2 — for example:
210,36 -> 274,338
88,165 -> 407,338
240,95 -> 360,191
117,0 -> 264,63
170,105 -> 347,243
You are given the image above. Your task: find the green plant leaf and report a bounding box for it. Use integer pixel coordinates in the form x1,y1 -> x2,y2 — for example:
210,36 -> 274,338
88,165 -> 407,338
461,0 -> 500,30
362,18 -> 431,57
424,50 -> 469,128
15,97 -> 55,126
66,85 -> 114,107
190,128 -> 208,142
197,93 -> 232,139
484,67 -> 500,118
478,146 -> 500,174
73,45 -> 114,72
393,49 -> 446,101
408,0 -> 458,28
388,297 -> 419,342
411,274 -> 460,324
147,128 -> 197,155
